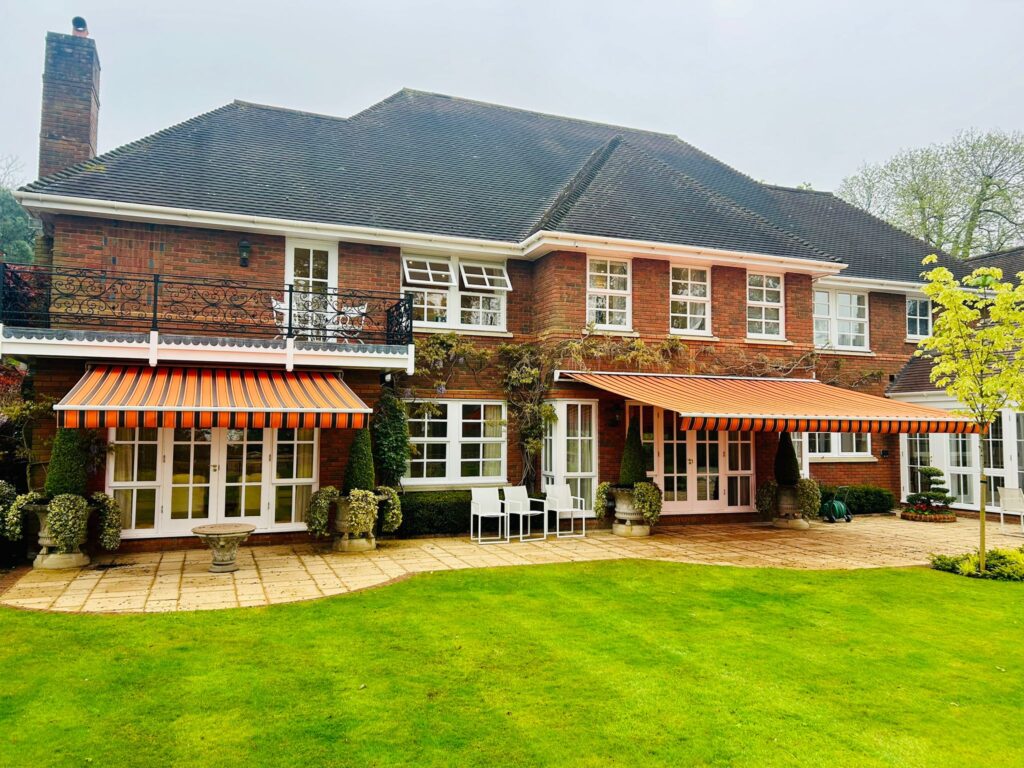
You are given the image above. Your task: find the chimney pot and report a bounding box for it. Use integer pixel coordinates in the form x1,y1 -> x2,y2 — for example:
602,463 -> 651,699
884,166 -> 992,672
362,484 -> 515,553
72,17 -> 88,37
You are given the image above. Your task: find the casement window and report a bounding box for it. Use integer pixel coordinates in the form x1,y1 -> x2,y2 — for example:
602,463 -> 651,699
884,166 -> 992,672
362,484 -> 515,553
906,434 -> 932,495
272,428 -> 318,524
587,258 -> 631,330
285,240 -> 339,338
108,427 -> 160,531
406,400 -> 506,485
906,298 -> 932,339
813,289 -> 868,350
948,433 -> 975,505
402,254 -> 510,331
982,417 -> 1006,504
725,432 -> 754,508
807,432 -> 871,458
669,265 -> 711,335
746,272 -> 784,339
542,401 -> 598,511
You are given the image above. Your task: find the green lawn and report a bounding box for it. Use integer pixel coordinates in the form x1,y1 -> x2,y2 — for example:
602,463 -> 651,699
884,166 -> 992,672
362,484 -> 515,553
0,561 -> 1021,767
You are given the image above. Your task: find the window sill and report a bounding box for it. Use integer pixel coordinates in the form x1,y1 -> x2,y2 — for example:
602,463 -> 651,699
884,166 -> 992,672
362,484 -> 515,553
402,480 -> 508,492
809,456 -> 879,464
905,337 -> 927,344
586,328 -> 639,338
670,331 -> 720,342
745,337 -> 792,346
414,325 -> 513,338
815,348 -> 876,357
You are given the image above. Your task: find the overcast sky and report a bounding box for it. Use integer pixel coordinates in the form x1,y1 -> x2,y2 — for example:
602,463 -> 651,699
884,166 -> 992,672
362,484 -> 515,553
3,0 -> 1022,190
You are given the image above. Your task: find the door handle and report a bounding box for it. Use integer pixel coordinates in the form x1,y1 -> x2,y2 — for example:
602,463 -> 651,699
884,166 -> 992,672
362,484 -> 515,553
211,465 -> 219,471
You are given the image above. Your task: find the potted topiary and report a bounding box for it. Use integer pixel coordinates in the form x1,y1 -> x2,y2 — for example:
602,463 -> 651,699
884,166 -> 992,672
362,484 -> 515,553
772,432 -> 809,530
335,429 -> 379,552
602,419 -> 663,537
902,466 -> 958,522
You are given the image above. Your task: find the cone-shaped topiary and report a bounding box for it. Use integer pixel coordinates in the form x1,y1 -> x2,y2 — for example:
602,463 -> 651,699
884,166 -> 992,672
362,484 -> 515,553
618,418 -> 647,487
371,386 -> 411,488
44,429 -> 89,498
774,432 -> 800,487
342,428 -> 376,495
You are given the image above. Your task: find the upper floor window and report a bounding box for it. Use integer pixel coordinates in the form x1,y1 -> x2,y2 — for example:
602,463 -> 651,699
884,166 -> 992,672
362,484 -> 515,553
906,297 -> 932,339
587,258 -> 631,330
813,289 -> 869,350
669,266 -> 711,335
746,272 -> 784,339
402,255 -> 510,332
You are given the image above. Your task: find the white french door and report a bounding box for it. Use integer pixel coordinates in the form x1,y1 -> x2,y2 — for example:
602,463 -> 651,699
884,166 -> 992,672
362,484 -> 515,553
627,404 -> 753,514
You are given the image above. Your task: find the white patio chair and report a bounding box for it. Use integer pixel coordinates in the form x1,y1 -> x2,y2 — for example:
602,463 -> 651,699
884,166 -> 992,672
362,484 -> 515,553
545,483 -> 587,539
997,487 -> 1024,534
502,486 -> 547,542
470,487 -> 508,545
334,303 -> 368,344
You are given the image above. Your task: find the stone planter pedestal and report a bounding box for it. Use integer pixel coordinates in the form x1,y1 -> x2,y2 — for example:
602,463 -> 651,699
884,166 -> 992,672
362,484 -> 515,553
773,486 -> 809,530
31,504 -> 89,570
333,498 -> 377,553
611,487 -> 651,538
192,523 -> 256,573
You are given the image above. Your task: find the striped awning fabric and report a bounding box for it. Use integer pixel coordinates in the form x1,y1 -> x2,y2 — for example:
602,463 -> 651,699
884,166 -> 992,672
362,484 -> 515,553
56,365 -> 371,429
561,372 -> 980,434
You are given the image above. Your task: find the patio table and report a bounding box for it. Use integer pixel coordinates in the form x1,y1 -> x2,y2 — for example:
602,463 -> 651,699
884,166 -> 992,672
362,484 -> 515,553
191,523 -> 256,573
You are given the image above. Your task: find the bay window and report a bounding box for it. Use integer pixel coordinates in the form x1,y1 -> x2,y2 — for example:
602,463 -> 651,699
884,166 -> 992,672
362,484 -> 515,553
402,254 -> 510,331
814,289 -> 868,350
587,258 -> 631,330
669,265 -> 711,335
406,400 -> 507,485
746,272 -> 784,339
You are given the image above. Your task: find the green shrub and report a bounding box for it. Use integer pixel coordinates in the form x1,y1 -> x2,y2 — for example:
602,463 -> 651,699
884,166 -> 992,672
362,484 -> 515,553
755,480 -> 778,519
91,492 -> 122,551
46,494 -> 89,554
306,486 -> 340,538
818,483 -> 895,516
796,477 -> 822,519
774,432 -> 800,487
342,429 -> 376,495
594,482 -> 614,520
618,419 -> 646,487
397,490 -> 471,536
2,491 -> 44,541
371,387 -> 411,487
633,481 -> 662,525
930,546 -> 1024,581
377,486 -> 402,534
45,429 -> 88,497
345,489 -> 379,536
906,466 -> 955,509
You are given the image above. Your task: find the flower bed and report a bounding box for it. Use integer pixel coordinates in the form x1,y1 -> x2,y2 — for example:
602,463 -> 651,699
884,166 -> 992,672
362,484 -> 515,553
901,504 -> 957,523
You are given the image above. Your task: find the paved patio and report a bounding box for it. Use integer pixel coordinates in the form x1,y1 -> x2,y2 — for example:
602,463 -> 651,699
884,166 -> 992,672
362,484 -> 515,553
1,516 -> 1020,614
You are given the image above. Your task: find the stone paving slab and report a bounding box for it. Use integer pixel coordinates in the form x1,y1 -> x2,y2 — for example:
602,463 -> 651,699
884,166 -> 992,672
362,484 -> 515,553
1,516 -> 1020,614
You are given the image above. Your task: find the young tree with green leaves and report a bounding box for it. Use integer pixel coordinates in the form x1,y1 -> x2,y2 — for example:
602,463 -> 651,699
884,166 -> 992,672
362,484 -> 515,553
917,255 -> 1024,569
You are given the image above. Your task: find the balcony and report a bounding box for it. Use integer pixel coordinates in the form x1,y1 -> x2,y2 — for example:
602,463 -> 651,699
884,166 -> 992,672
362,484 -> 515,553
0,263 -> 414,371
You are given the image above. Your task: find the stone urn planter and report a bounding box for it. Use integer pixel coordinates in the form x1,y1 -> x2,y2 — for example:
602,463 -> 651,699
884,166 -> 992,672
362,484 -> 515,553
611,487 -> 651,537
773,486 -> 809,530
901,509 -> 958,523
333,497 -> 377,553
30,502 -> 90,570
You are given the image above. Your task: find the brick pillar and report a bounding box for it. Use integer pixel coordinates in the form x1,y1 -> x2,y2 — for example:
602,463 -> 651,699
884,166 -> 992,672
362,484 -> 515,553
38,21 -> 101,179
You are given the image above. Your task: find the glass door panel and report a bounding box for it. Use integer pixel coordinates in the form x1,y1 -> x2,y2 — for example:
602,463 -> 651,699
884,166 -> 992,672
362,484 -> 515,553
223,428 -> 265,521
661,413 -> 688,505
694,430 -> 720,507
168,427 -> 215,531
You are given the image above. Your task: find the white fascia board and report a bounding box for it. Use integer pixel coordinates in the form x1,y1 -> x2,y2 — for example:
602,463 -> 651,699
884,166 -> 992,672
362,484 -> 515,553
887,391 -> 958,406
15,192 -> 847,276
816,274 -> 926,295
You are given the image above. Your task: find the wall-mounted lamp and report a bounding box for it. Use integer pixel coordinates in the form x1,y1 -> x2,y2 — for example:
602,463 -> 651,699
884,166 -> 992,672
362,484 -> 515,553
238,239 -> 251,268
609,401 -> 624,428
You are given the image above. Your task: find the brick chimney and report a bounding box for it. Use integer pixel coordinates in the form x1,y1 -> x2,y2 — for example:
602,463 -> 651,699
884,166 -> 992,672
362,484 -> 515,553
38,17 -> 100,178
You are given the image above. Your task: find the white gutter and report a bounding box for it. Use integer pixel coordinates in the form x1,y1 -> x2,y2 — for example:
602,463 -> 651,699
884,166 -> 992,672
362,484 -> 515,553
14,191 -> 846,276
816,274 -> 927,294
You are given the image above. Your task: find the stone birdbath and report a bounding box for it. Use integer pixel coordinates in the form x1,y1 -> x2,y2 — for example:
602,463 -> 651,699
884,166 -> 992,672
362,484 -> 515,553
191,523 -> 256,573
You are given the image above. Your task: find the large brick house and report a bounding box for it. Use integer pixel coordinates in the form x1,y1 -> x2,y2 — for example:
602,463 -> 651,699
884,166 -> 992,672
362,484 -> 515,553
7,22 -> 974,543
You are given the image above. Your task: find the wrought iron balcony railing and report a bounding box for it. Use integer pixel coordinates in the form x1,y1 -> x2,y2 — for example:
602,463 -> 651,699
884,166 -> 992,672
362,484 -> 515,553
0,263 -> 414,347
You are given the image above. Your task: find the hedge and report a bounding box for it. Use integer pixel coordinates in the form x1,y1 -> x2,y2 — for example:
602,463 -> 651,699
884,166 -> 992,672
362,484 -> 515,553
818,483 -> 896,516
397,490 -> 472,536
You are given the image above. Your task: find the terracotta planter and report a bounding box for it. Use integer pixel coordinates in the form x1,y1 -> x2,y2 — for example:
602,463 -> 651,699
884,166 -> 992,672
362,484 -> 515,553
333,497 -> 377,552
29,502 -> 90,570
901,510 -> 958,523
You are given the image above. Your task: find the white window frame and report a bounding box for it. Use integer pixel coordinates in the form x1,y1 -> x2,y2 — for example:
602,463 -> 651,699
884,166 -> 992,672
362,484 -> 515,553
542,400 -> 599,513
404,399 -> 507,487
906,297 -> 933,340
402,254 -> 509,332
269,428 -> 320,527
107,427 -> 161,533
813,288 -> 869,351
745,272 -> 785,340
285,238 -> 339,292
806,431 -> 872,460
905,433 -> 932,495
669,264 -> 712,336
586,257 -> 632,331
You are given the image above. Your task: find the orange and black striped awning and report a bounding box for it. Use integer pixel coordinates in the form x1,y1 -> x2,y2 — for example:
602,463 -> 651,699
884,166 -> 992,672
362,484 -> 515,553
560,372 -> 980,434
55,365 -> 371,429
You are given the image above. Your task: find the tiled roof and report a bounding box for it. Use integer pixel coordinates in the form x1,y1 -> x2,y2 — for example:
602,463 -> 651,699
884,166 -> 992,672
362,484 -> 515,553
887,355 -> 940,395
24,88 -> 948,274
957,246 -> 1024,279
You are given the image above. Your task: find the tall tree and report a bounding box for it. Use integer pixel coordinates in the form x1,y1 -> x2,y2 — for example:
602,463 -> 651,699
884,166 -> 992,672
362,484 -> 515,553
917,255 -> 1024,570
839,130 -> 1024,259
0,156 -> 36,264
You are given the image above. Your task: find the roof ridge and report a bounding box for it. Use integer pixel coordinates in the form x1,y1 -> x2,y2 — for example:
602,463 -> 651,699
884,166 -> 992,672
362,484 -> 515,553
532,136 -> 624,234
763,183 -> 835,197
963,244 -> 1024,261
231,99 -> 350,123
395,88 -> 681,140
22,102 -> 243,191
346,89 -> 415,121
609,139 -> 834,261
